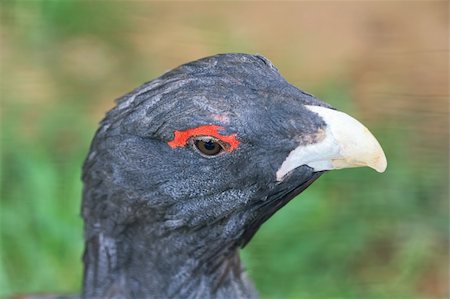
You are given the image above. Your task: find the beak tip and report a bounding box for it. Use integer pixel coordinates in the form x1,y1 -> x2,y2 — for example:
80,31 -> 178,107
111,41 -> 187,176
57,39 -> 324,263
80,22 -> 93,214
371,152 -> 387,173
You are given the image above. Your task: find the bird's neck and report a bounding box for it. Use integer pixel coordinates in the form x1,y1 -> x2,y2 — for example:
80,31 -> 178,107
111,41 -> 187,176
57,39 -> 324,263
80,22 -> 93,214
82,227 -> 257,298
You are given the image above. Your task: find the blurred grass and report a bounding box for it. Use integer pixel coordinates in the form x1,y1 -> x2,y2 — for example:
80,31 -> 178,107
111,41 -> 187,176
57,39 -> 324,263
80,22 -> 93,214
1,1 -> 448,298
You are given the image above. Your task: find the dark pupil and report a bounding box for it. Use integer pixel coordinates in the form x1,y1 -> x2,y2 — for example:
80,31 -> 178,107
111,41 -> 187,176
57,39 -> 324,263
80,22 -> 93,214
203,140 -> 216,151
196,139 -> 222,155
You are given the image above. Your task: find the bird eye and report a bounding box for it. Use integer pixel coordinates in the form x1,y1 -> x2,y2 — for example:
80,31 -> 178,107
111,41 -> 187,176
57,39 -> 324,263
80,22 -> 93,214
192,137 -> 225,157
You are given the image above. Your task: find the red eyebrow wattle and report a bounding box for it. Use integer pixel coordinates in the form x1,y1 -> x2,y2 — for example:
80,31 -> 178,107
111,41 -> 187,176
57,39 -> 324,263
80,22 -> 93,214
168,125 -> 240,152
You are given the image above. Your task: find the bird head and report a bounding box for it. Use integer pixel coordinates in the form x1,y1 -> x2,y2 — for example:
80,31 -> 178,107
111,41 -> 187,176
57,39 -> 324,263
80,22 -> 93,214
82,53 -> 386,296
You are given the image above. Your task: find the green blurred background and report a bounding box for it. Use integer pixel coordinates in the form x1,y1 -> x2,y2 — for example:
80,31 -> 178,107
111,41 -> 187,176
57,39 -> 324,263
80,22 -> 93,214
1,1 -> 448,298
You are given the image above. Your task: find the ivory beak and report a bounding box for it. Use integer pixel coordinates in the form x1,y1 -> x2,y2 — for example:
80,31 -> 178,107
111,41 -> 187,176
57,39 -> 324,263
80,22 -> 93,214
276,105 -> 387,181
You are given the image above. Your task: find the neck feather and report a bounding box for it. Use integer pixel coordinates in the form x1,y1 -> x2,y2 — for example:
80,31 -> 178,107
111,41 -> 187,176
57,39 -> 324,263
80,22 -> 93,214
82,227 -> 257,299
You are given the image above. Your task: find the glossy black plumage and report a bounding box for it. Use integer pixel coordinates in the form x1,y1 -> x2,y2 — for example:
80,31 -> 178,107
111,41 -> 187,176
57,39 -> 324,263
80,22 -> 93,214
82,53 -> 332,298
